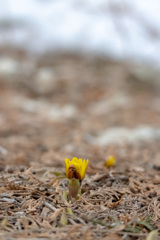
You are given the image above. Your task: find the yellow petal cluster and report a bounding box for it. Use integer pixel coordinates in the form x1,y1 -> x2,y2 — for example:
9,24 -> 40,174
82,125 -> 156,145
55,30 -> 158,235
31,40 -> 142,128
65,157 -> 89,181
104,155 -> 116,168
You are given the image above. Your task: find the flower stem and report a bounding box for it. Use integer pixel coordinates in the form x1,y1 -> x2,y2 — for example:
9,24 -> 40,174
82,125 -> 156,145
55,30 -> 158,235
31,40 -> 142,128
68,178 -> 81,199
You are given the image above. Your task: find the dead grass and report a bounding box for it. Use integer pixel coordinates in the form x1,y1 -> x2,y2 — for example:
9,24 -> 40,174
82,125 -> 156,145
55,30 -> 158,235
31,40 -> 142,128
0,160 -> 160,239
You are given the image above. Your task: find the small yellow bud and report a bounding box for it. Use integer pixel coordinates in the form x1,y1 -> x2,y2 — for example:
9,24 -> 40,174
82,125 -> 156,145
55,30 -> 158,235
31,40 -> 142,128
105,155 -> 116,168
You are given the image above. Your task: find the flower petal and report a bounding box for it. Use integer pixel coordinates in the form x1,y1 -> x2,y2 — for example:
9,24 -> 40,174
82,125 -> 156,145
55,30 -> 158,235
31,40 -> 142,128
65,157 -> 89,180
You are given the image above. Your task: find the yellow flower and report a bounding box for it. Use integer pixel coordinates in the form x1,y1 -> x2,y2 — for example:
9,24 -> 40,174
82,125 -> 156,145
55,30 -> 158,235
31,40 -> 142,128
104,155 -> 116,168
65,157 -> 89,181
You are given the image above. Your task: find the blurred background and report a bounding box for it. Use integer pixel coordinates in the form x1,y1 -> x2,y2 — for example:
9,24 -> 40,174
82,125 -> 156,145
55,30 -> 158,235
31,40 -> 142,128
0,0 -> 160,170
1,0 -> 160,65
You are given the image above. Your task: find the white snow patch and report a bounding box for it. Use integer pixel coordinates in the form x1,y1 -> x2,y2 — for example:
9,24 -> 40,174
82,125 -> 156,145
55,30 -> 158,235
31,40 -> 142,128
0,0 -> 160,65
86,126 -> 160,146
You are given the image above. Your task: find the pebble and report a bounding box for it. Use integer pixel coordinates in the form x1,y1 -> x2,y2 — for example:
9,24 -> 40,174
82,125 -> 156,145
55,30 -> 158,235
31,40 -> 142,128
0,146 -> 8,155
34,67 -> 57,94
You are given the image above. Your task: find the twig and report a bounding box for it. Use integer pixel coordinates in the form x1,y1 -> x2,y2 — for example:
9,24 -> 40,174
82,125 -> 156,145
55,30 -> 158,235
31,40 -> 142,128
77,195 -> 94,206
43,201 -> 57,212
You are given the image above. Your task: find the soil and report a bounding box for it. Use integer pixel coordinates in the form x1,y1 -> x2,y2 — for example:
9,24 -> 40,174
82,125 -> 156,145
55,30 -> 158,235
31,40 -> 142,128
0,49 -> 160,240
